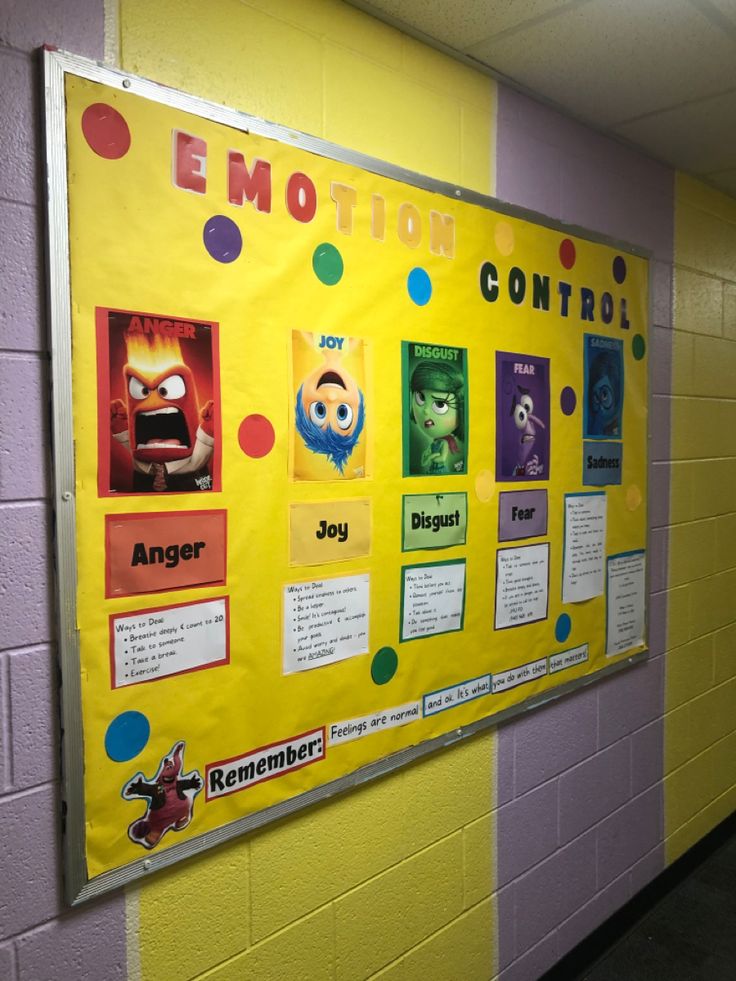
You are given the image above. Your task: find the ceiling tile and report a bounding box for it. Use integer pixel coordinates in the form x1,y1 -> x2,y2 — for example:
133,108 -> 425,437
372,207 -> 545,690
613,89 -> 736,174
698,0 -> 736,30
465,0 -> 736,127
354,0 -> 580,51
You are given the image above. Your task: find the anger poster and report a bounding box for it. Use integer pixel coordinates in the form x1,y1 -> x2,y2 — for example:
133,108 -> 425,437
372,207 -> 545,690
96,308 -> 221,495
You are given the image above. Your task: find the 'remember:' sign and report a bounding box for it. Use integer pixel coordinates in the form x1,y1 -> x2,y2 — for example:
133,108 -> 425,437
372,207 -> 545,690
205,727 -> 325,800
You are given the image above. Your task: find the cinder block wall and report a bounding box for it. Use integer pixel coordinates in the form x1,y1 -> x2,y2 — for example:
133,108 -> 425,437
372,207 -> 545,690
493,86 -> 673,979
0,4 -> 129,980
662,175 -> 736,862
1,1 -> 735,979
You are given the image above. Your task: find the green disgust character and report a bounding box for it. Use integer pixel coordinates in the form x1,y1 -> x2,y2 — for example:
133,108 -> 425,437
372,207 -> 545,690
410,360 -> 465,474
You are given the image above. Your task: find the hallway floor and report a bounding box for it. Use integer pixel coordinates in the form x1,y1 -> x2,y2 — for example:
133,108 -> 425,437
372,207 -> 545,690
544,815 -> 736,980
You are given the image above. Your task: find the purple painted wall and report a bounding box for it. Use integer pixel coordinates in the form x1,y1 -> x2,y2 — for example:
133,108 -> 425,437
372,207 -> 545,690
0,2 -> 127,979
494,86 -> 674,979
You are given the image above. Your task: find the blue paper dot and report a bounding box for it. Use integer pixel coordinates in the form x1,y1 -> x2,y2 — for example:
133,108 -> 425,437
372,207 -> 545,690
555,614 -> 572,644
105,711 -> 150,762
203,215 -> 242,263
407,267 -> 432,306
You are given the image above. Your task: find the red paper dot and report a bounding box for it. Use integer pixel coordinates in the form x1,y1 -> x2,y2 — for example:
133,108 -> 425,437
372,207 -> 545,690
81,103 -> 131,159
559,238 -> 576,270
238,414 -> 275,458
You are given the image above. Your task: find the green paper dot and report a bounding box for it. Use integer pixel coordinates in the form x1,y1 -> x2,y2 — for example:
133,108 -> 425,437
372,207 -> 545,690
632,334 -> 646,360
371,647 -> 398,685
312,242 -> 344,285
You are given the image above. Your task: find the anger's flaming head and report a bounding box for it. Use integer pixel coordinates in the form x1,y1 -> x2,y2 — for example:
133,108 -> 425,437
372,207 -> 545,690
124,334 -> 200,464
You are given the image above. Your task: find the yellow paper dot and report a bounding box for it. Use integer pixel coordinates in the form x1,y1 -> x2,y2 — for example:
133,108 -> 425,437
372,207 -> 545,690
494,221 -> 515,256
626,484 -> 642,511
475,470 -> 494,502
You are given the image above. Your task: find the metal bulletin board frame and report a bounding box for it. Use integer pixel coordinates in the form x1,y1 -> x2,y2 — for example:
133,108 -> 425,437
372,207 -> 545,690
43,49 -> 651,904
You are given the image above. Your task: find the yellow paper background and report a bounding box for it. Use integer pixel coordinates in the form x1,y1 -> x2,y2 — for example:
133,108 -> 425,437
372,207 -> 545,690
63,74 -> 648,879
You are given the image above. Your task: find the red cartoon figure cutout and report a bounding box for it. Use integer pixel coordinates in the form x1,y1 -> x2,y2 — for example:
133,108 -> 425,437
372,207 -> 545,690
98,309 -> 220,495
123,741 -> 202,849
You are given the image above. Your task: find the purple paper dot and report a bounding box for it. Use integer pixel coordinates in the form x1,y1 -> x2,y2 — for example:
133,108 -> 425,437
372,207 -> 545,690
203,215 -> 242,263
560,386 -> 577,415
613,255 -> 627,284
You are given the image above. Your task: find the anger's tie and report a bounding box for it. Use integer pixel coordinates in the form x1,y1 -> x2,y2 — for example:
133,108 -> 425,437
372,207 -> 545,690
152,463 -> 167,492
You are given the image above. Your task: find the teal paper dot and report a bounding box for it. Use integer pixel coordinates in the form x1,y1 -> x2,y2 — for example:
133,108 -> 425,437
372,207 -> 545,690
371,647 -> 398,685
555,614 -> 572,644
312,242 -> 344,285
105,711 -> 150,762
632,334 -> 646,360
407,267 -> 432,306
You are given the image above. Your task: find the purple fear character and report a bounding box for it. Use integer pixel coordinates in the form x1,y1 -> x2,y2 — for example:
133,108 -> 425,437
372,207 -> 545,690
510,385 -> 546,476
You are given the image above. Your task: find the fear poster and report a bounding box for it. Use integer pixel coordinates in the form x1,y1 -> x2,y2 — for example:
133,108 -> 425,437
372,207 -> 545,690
495,351 -> 550,481
290,330 -> 368,481
583,334 -> 624,439
96,308 -> 221,495
402,341 -> 468,477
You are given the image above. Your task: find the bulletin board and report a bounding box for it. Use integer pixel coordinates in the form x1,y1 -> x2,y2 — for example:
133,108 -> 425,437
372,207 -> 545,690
44,51 -> 650,904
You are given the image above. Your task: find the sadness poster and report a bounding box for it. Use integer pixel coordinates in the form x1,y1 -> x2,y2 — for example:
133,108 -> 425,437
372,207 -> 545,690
96,308 -> 221,495
583,334 -> 624,439
290,331 -> 368,481
495,351 -> 550,481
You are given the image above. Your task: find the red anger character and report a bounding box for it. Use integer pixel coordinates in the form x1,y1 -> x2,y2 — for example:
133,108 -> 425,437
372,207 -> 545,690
111,332 -> 215,492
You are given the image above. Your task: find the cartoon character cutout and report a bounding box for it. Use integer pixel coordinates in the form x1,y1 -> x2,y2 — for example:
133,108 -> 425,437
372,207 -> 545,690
508,384 -> 546,476
410,360 -> 465,475
292,332 -> 367,480
496,352 -> 550,481
99,309 -> 219,494
123,741 -> 202,849
584,335 -> 623,438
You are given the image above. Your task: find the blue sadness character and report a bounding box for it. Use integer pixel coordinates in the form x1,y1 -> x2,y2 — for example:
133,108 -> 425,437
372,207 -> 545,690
588,350 -> 621,437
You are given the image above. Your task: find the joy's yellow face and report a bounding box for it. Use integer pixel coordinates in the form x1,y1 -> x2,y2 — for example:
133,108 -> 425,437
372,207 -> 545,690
300,361 -> 362,437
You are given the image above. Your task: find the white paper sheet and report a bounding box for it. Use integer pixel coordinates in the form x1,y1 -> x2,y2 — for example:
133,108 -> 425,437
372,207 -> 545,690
606,551 -> 646,656
283,573 -> 369,673
563,493 -> 607,603
495,543 -> 549,629
401,561 -> 466,640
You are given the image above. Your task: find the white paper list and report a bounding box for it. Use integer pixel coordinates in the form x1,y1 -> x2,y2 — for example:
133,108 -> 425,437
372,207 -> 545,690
401,561 -> 466,641
495,543 -> 549,630
112,598 -> 228,687
283,573 -> 369,673
606,551 -> 646,656
563,493 -> 607,603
